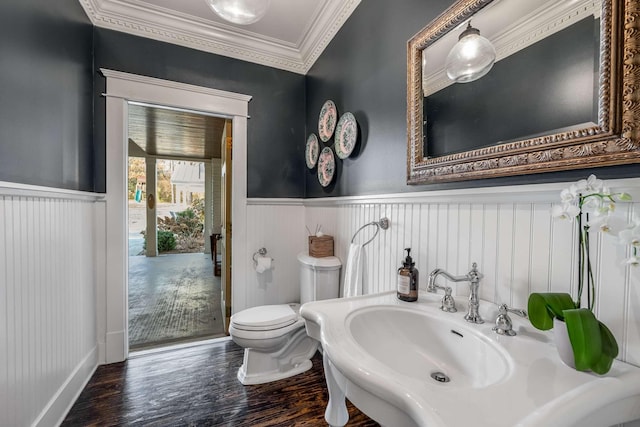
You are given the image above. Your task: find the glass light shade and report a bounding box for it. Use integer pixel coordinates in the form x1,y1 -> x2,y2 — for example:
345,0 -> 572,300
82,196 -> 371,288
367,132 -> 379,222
205,0 -> 270,25
445,23 -> 496,83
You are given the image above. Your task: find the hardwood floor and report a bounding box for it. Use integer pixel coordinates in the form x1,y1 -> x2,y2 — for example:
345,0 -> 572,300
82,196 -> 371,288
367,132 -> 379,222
62,339 -> 379,426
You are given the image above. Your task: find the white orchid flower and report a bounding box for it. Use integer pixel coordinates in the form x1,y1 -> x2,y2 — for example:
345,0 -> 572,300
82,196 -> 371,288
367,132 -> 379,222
574,174 -> 603,196
581,194 -> 603,213
618,226 -> 640,248
569,183 -> 580,196
556,175 -> 636,269
588,215 -> 627,236
593,198 -> 615,216
551,203 -> 580,220
560,187 -> 578,203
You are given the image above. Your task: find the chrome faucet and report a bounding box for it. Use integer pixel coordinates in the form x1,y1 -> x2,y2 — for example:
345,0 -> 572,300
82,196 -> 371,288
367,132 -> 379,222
492,304 -> 527,336
427,262 -> 484,324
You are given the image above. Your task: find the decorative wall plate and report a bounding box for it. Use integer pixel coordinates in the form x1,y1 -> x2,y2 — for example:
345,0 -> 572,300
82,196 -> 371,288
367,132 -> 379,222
318,100 -> 338,142
334,112 -> 358,159
317,147 -> 335,187
305,133 -> 319,169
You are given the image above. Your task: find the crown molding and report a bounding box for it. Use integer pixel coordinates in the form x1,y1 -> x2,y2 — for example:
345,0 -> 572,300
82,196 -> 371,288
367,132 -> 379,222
79,0 -> 361,75
298,0 -> 361,71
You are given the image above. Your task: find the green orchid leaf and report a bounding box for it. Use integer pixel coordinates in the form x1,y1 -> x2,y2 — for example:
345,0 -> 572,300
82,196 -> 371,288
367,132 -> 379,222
528,293 -> 576,330
591,321 -> 619,375
563,308 -> 602,372
599,321 -> 619,358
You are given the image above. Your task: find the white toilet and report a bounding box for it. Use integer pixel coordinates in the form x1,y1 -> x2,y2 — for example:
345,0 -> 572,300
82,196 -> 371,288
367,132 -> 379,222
229,252 -> 341,385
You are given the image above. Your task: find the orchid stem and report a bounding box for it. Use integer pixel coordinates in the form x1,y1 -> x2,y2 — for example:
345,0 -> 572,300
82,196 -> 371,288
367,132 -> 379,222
576,199 -> 584,308
584,217 -> 595,311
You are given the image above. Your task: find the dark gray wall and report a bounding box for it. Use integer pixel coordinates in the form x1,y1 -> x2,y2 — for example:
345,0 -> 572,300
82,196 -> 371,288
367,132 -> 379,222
305,0 -> 448,197
0,0 -> 94,191
93,29 -> 306,197
305,0 -> 639,198
3,1 -> 636,197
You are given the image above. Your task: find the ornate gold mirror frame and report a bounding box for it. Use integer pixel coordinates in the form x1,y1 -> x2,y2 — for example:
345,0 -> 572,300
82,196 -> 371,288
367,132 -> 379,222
407,0 -> 640,184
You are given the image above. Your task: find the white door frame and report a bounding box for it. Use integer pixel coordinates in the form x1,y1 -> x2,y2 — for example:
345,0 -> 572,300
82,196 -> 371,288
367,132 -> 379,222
100,69 -> 251,363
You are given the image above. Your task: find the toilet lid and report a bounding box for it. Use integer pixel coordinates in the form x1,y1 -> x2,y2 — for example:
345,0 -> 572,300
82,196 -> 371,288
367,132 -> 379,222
231,304 -> 299,331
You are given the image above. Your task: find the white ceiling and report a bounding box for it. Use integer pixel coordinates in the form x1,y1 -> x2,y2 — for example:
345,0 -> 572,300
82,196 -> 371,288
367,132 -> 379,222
78,0 -> 361,74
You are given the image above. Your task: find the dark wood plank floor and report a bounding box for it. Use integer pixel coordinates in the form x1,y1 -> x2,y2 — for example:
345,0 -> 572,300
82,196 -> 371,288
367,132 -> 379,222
62,339 -> 379,426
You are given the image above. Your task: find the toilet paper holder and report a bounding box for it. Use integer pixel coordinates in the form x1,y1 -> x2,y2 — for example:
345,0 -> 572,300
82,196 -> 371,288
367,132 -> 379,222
252,247 -> 271,267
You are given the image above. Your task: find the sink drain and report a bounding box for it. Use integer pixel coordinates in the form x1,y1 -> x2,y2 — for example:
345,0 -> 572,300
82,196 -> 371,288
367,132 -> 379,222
430,371 -> 450,383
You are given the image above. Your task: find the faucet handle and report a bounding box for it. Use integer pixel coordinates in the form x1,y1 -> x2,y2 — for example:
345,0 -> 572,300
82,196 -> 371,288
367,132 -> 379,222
492,304 -> 527,336
502,304 -> 527,318
440,287 -> 457,313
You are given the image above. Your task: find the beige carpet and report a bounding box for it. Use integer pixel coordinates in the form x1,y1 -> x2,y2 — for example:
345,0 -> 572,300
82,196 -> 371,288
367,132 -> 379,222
128,253 -> 225,350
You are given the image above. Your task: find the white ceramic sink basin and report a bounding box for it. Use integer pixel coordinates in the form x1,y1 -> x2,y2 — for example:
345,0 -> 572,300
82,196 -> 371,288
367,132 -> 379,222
301,291 -> 640,427
347,306 -> 508,388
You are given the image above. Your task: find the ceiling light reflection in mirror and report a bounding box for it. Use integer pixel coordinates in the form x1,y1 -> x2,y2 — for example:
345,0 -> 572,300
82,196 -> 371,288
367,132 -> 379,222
445,22 -> 496,83
422,0 -> 601,96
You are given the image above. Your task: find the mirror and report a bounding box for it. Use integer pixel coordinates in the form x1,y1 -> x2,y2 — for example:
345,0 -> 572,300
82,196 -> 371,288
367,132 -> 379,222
407,0 -> 640,184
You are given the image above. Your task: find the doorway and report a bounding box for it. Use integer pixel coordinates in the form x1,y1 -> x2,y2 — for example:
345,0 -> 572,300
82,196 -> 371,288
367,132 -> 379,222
127,154 -> 227,350
125,103 -> 229,351
101,69 -> 251,363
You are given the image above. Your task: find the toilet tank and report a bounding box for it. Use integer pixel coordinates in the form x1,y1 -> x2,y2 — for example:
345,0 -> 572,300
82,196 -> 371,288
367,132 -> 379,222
297,252 -> 342,305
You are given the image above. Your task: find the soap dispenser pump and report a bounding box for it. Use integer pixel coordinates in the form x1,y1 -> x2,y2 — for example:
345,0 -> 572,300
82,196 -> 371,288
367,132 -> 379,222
397,248 -> 419,302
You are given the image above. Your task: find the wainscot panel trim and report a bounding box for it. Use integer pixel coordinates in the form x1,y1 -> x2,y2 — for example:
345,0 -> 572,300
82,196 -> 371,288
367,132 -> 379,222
302,178 -> 640,206
0,181 -> 104,201
246,198 -> 304,206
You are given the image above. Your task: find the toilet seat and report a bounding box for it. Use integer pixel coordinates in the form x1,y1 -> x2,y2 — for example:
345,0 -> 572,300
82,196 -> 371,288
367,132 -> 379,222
231,304 -> 300,332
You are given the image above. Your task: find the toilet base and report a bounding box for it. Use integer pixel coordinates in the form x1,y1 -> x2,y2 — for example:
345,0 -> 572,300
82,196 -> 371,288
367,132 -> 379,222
236,327 -> 318,385
237,358 -> 313,385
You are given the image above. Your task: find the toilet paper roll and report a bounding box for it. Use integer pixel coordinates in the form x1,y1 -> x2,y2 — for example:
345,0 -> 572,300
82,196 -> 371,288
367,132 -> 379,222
255,256 -> 272,273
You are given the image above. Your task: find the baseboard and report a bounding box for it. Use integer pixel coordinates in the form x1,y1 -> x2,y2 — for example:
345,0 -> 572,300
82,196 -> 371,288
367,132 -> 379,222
33,345 -> 98,427
106,330 -> 126,363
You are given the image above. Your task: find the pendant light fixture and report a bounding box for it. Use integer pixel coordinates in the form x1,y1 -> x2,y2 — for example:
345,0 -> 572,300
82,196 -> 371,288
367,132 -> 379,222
445,21 -> 496,83
205,0 -> 271,25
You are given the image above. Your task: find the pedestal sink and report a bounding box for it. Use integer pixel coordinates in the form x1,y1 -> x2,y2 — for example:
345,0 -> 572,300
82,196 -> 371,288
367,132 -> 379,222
301,291 -> 640,427
347,306 -> 509,389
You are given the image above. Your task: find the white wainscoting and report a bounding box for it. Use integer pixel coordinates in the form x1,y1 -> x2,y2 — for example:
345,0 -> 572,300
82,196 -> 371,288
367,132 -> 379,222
249,178 -> 640,369
239,200 -> 306,313
304,183 -> 640,368
0,183 -> 101,427
5,176 -> 636,426
303,179 -> 640,367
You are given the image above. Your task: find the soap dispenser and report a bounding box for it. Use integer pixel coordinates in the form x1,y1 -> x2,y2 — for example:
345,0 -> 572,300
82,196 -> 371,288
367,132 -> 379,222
397,248 -> 419,302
